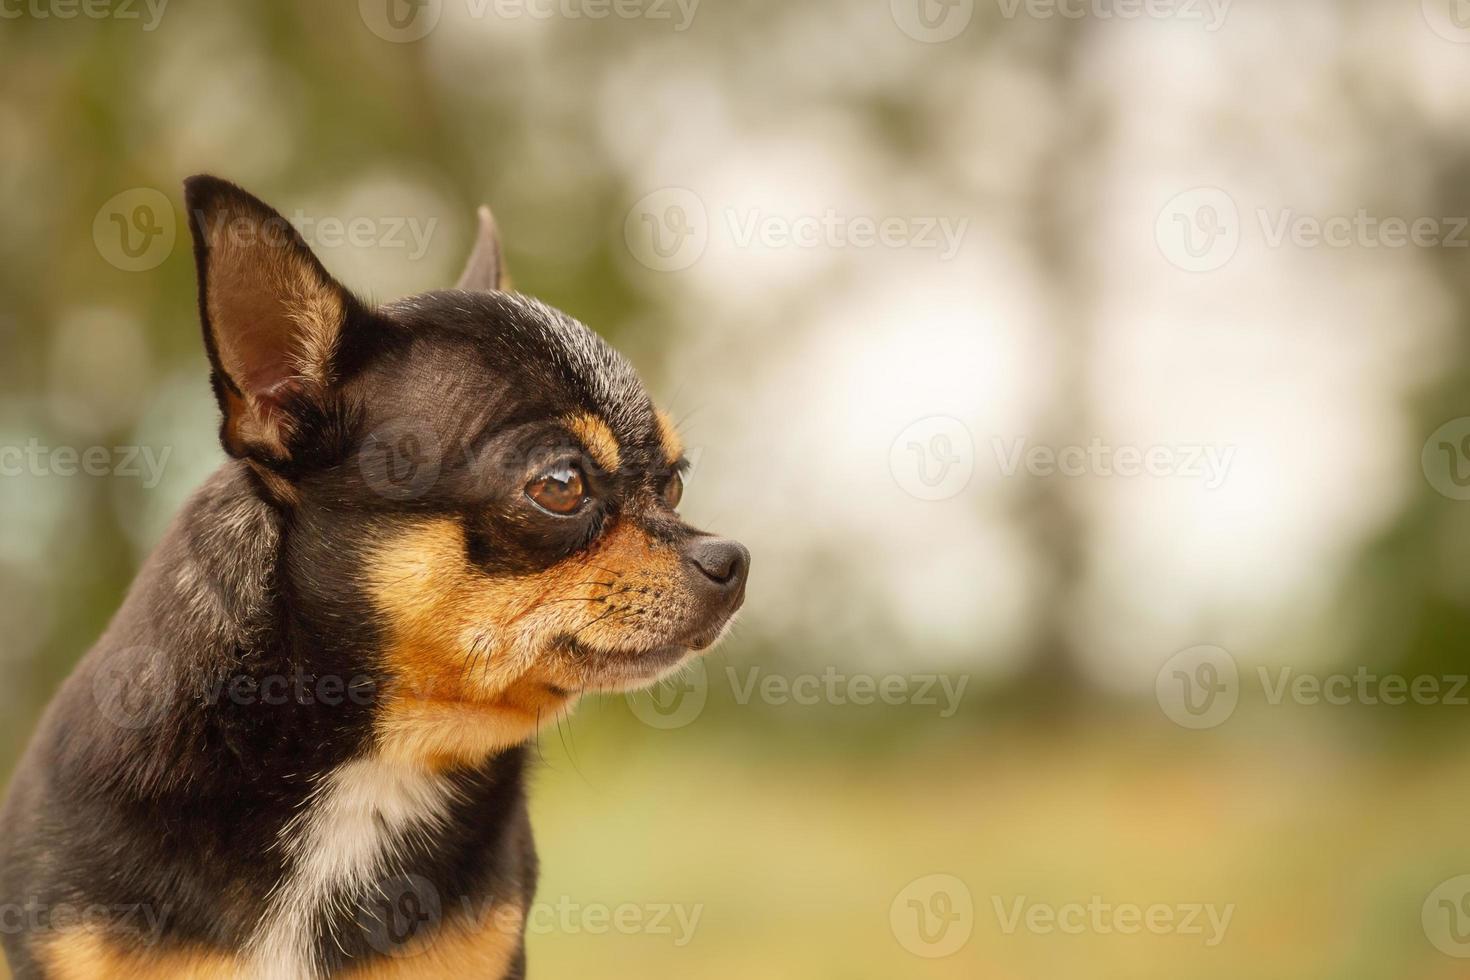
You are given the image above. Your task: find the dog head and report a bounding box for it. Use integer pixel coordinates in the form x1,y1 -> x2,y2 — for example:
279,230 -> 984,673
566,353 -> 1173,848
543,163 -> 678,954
184,176 -> 747,765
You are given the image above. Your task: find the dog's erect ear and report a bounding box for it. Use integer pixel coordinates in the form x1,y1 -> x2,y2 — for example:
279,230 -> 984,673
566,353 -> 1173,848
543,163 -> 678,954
184,175 -> 357,467
455,205 -> 511,292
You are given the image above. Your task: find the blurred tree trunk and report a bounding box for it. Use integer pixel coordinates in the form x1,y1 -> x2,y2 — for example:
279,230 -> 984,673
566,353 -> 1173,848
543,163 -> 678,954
1013,19 -> 1106,712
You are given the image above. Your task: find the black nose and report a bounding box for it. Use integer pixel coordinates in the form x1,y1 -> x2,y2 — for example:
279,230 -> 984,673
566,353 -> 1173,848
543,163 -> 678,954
688,538 -> 750,593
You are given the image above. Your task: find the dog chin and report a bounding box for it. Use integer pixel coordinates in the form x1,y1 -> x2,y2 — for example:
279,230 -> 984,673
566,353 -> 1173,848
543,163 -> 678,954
561,620 -> 736,693
588,650 -> 694,692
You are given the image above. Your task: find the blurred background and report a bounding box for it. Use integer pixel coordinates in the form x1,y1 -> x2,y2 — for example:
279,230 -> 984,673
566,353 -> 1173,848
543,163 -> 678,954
4,0 -> 1470,976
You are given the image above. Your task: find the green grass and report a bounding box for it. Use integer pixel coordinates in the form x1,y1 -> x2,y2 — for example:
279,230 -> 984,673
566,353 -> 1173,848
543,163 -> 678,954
524,710 -> 1470,979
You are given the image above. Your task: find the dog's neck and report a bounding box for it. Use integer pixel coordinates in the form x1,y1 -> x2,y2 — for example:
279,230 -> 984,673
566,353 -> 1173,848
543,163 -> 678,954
74,461 -> 536,973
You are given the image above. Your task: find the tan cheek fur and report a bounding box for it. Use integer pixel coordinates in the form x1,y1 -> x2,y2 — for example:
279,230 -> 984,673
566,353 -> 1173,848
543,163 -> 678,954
365,518 -> 685,769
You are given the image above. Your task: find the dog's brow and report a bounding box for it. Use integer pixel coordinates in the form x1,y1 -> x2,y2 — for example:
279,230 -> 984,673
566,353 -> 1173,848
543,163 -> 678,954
654,409 -> 683,465
564,413 -> 621,473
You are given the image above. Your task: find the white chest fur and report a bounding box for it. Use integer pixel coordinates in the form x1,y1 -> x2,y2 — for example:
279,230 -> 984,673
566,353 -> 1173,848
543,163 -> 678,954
245,758 -> 458,979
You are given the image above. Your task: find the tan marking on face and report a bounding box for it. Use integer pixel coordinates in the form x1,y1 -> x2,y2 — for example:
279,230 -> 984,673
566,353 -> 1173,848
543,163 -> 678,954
366,518 -> 687,767
43,933 -> 243,979
564,412 -> 620,473
654,409 -> 683,464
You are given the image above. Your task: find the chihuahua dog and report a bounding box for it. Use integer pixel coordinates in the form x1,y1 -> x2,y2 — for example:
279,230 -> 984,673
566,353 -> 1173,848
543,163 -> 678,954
0,176 -> 748,979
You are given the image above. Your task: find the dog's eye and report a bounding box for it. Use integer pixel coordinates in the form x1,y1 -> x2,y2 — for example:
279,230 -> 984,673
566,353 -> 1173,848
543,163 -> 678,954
662,471 -> 684,509
526,464 -> 586,515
